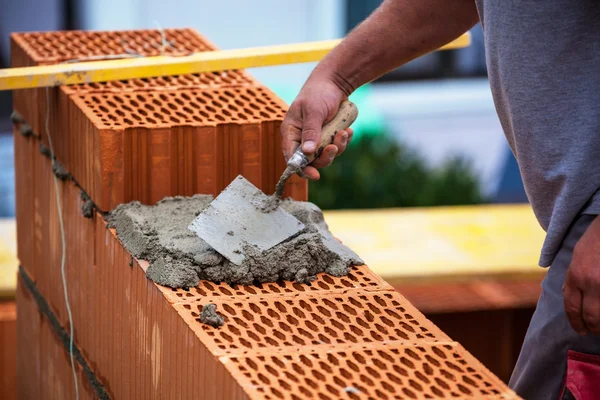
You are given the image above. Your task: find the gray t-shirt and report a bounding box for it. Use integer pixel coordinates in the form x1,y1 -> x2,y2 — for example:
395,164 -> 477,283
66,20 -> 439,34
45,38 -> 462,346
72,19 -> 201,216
475,1 -> 600,267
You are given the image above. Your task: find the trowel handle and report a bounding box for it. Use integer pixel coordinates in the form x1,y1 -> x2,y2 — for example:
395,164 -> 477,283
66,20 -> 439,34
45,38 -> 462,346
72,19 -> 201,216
287,100 -> 358,171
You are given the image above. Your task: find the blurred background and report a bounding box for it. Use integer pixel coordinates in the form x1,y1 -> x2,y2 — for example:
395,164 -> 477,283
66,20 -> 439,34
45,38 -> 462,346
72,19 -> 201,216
0,0 -> 529,217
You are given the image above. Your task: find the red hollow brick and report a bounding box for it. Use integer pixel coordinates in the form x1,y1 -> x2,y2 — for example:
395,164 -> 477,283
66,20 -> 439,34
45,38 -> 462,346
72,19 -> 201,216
61,86 -> 303,209
10,28 -> 221,141
11,28 -> 218,65
14,117 -> 518,399
220,342 -> 517,400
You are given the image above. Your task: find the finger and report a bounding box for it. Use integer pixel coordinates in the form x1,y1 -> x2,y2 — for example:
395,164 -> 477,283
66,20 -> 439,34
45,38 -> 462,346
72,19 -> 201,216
311,145 -> 338,169
347,128 -> 354,143
582,291 -> 600,334
301,108 -> 325,155
564,281 -> 587,335
301,165 -> 320,180
332,130 -> 350,156
281,122 -> 302,162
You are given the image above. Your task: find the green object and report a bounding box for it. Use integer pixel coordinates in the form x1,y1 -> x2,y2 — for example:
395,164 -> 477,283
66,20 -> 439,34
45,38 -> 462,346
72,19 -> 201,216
308,133 -> 487,210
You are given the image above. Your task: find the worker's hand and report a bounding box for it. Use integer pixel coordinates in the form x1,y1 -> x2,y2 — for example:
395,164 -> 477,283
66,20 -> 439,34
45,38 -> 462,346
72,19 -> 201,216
564,215 -> 600,335
281,77 -> 354,180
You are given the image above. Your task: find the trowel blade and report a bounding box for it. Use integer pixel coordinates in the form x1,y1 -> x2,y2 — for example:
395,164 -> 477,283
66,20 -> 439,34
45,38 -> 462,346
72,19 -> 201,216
188,175 -> 305,265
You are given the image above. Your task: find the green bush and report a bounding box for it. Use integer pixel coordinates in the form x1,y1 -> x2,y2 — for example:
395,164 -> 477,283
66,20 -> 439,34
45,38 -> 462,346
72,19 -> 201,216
308,133 -> 487,210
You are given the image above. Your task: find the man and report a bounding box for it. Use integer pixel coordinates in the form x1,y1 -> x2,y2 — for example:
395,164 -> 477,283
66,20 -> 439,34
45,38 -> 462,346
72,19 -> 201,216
280,1 -> 600,398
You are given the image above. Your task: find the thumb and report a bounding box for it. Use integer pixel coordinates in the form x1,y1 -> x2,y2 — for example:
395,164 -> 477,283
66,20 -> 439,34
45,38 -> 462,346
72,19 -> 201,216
301,108 -> 326,155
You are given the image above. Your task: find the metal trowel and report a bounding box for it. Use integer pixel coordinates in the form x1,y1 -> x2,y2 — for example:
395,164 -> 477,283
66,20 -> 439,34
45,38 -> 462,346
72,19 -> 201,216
188,100 -> 358,265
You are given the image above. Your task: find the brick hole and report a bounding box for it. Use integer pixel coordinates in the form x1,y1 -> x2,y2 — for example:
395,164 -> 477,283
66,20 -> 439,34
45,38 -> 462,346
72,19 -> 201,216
239,338 -> 253,348
408,378 -> 423,392
401,387 -> 417,399
272,330 -> 285,341
241,309 -> 254,321
298,386 -> 313,397
316,306 -> 331,318
269,388 -> 284,399
366,303 -> 380,314
405,348 -> 421,361
434,378 -> 450,390
432,347 -> 447,359
380,381 -> 396,394
414,370 -> 430,384
220,332 -> 234,343
400,357 -> 415,369
315,281 -> 329,290
247,331 -> 261,342
124,118 -> 133,125
285,314 -> 299,325
400,322 -> 415,333
215,114 -> 226,122
291,335 -> 306,345
228,325 -> 241,335
444,360 -> 463,373
387,371 -> 404,385
335,312 -> 350,324
330,320 -> 345,332
462,375 -> 478,388
425,355 -> 441,367
457,384 -> 473,395
266,309 -> 280,320
292,283 -> 307,291
430,385 -> 444,397
278,321 -> 292,333
291,363 -> 305,376
221,303 -> 236,315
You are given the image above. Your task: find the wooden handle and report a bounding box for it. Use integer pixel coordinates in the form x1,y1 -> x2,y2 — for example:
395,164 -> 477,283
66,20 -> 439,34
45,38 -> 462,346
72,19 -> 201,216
307,100 -> 358,164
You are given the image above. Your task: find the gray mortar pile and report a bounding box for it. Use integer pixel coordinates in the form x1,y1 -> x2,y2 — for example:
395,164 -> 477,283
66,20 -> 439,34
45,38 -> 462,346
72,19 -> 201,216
107,194 -> 363,288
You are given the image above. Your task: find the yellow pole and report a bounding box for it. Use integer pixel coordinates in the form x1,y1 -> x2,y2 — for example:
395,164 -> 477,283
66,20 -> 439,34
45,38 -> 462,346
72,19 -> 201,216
0,33 -> 470,91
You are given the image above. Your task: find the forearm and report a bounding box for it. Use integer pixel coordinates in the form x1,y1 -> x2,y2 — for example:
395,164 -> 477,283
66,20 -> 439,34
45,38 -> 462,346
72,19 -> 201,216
311,0 -> 479,95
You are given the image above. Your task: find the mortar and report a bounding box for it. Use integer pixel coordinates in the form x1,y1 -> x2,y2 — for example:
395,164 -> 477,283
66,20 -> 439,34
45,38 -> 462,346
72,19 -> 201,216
107,194 -> 363,288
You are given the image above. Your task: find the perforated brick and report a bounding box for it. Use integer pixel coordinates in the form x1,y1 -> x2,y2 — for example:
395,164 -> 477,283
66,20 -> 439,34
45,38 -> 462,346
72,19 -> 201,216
10,27 -> 225,149
60,70 -> 256,96
56,84 -> 305,210
174,291 -> 451,356
73,86 -> 287,128
14,123 -> 518,399
160,264 -> 392,304
221,343 -> 517,400
11,28 -> 217,65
